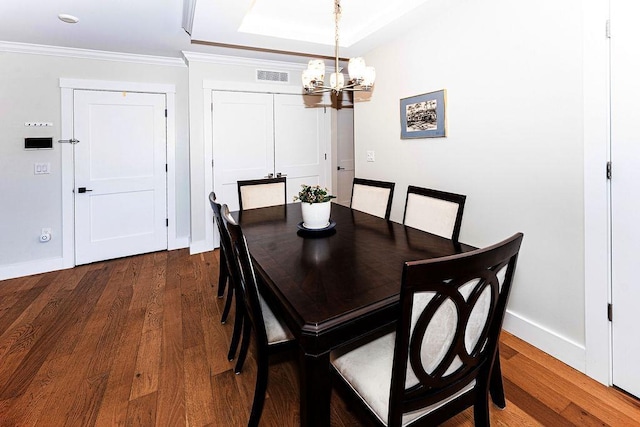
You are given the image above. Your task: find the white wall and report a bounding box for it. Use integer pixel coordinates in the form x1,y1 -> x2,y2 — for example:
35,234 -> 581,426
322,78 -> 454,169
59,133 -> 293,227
355,0 -> 589,369
0,48 -> 190,278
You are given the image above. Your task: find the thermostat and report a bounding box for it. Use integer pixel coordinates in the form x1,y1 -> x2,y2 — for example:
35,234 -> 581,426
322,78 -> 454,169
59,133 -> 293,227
25,137 -> 53,150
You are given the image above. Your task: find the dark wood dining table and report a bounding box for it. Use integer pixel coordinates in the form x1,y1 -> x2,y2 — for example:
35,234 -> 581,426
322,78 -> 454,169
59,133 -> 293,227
232,203 -> 474,427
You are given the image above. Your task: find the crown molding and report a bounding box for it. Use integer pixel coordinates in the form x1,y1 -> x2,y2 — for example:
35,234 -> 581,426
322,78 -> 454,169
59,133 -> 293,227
0,41 -> 186,67
182,51 -> 308,71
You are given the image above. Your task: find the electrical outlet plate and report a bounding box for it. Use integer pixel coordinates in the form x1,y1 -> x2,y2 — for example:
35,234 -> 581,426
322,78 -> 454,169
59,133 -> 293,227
40,228 -> 52,243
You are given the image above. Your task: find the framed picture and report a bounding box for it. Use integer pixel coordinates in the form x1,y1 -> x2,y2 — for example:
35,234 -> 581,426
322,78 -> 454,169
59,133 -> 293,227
400,89 -> 447,139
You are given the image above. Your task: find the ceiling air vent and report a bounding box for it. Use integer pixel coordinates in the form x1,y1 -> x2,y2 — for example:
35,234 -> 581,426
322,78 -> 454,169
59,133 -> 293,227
256,70 -> 289,83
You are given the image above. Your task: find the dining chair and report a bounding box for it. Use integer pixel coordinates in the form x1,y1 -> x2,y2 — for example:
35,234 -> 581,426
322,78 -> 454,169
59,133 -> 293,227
220,204 -> 295,427
403,186 -> 466,242
330,233 -> 524,427
209,192 -> 245,362
350,178 -> 395,220
237,177 -> 287,211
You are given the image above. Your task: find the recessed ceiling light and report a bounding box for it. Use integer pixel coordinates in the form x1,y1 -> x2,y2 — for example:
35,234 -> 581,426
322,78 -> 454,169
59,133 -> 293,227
58,14 -> 79,24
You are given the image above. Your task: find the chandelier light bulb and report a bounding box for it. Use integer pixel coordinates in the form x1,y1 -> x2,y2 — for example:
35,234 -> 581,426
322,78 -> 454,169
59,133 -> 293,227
361,66 -> 376,88
330,72 -> 345,91
348,57 -> 366,81
308,60 -> 325,81
302,69 -> 313,90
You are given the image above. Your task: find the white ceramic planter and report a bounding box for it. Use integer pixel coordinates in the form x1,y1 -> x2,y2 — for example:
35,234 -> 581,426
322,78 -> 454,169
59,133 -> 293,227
301,201 -> 331,229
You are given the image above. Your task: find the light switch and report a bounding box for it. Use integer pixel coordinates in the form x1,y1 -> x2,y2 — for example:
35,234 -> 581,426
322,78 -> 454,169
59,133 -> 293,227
34,162 -> 50,175
366,151 -> 375,162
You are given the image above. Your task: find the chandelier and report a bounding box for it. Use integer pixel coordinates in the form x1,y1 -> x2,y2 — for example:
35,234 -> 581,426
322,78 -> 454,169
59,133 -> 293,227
302,0 -> 376,94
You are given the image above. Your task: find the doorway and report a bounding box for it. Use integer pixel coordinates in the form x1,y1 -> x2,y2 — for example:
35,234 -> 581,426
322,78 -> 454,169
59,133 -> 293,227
335,107 -> 355,206
59,79 -> 178,268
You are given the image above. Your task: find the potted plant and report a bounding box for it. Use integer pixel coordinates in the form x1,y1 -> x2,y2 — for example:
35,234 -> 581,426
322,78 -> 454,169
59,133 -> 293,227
294,184 -> 335,229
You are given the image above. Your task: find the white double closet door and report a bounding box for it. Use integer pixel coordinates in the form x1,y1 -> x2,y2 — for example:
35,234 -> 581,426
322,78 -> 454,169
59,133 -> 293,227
212,91 -> 329,211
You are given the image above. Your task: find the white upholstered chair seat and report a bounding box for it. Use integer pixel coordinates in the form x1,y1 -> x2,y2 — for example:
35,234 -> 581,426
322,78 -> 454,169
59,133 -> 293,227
240,182 -> 286,210
258,292 -> 293,345
351,184 -> 392,219
331,331 -> 475,427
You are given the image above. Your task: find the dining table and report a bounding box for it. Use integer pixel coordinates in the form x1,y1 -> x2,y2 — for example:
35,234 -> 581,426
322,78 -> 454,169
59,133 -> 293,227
231,202 -> 475,427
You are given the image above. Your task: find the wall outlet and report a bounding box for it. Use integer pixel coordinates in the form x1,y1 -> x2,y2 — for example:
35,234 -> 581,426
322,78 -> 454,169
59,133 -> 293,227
40,228 -> 52,243
366,151 -> 375,162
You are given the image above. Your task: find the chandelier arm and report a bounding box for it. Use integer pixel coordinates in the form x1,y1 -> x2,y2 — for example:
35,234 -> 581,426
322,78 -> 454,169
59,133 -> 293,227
306,86 -> 334,94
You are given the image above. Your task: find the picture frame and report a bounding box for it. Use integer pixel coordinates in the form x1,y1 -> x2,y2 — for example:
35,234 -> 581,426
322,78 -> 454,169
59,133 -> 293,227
400,89 -> 447,139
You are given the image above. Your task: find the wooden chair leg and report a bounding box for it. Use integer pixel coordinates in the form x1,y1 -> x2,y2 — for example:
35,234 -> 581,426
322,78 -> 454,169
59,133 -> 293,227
247,354 -> 269,427
220,279 -> 234,324
473,396 -> 491,427
217,247 -> 229,297
228,304 -> 244,361
489,352 -> 506,409
235,320 -> 252,374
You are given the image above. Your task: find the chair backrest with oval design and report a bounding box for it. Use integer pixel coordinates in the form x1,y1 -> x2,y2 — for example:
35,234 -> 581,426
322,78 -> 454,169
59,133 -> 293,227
388,232 -> 524,426
330,233 -> 523,427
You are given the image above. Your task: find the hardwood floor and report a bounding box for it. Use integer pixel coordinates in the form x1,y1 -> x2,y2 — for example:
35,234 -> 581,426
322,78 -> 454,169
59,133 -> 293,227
0,249 -> 639,426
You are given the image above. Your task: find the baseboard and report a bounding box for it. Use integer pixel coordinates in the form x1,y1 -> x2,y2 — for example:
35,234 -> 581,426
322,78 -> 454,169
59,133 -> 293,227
0,257 -> 68,281
1,240 -> 193,281
503,309 -> 586,373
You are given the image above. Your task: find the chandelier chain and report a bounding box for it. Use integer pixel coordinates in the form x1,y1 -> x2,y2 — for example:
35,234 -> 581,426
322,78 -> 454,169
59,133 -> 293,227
335,0 -> 341,73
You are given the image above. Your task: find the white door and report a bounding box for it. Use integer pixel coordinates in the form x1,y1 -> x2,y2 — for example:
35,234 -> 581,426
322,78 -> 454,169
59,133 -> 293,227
611,0 -> 640,399
74,90 -> 167,265
212,91 -> 275,212
274,94 -> 328,202
212,91 -> 329,211
335,107 -> 355,206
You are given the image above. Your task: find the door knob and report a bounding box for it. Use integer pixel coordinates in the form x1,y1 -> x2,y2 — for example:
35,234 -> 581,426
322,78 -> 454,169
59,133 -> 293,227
276,172 -> 287,178
337,166 -> 345,170
77,187 -> 93,193
264,173 -> 274,178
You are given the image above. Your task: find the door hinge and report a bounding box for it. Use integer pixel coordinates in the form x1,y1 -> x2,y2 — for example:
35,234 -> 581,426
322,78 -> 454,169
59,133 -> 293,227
606,161 -> 612,180
608,303 -> 613,321
166,218 -> 169,227
164,109 -> 168,118
606,19 -> 611,38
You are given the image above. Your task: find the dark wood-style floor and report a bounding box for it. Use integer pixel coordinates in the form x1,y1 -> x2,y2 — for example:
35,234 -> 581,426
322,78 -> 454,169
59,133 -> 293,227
0,249 -> 639,426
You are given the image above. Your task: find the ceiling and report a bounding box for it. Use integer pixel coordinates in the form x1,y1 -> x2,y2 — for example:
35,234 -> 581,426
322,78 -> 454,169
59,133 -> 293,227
0,0 -> 431,63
